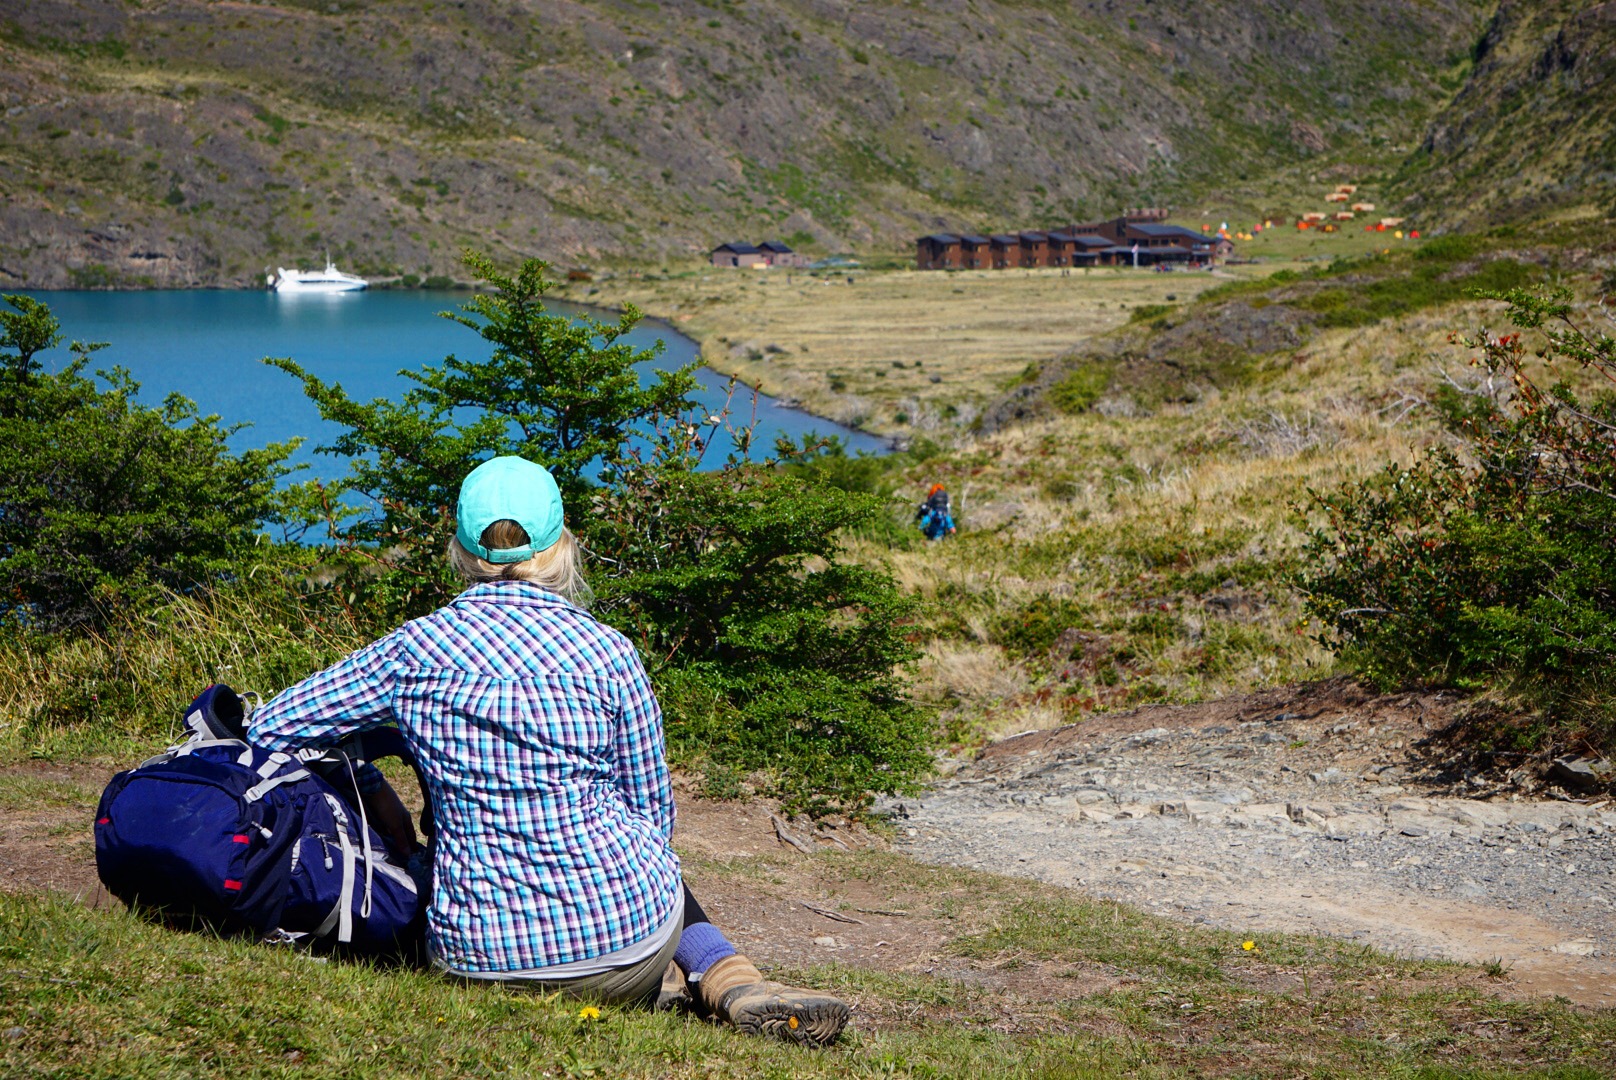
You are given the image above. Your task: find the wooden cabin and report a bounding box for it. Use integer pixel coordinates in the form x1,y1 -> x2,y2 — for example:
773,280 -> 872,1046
989,235 -> 1019,269
1017,231 -> 1051,268
958,234 -> 990,269
915,234 -> 963,270
710,243 -> 765,268
756,240 -> 808,268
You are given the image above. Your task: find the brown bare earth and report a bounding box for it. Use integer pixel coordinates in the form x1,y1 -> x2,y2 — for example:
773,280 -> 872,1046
4,682 -> 1612,1021
0,761 -> 1124,1023
895,679 -> 1616,1009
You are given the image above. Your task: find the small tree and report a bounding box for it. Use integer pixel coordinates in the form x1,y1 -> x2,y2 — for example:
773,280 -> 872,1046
276,252 -> 932,810
0,297 -> 298,632
266,250 -> 696,620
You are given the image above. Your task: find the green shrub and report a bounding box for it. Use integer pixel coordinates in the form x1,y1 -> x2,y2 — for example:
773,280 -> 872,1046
589,467 -> 927,812
1299,288 -> 1616,755
993,596 -> 1093,657
1413,234 -> 1482,262
1128,303 -> 1175,324
0,296 -> 297,632
1047,361 -> 1112,414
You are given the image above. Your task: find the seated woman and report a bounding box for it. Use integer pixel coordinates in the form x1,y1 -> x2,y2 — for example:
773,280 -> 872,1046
247,456 -> 848,1045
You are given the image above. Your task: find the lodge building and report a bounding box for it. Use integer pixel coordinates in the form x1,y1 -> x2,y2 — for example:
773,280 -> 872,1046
709,240 -> 809,268
917,210 -> 1231,270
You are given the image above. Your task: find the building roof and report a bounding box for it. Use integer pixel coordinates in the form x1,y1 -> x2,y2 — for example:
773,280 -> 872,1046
918,234 -> 961,244
989,234 -> 1020,244
1062,234 -> 1114,248
756,240 -> 794,252
1129,223 -> 1212,242
1017,231 -> 1048,242
959,234 -> 990,245
712,242 -> 761,254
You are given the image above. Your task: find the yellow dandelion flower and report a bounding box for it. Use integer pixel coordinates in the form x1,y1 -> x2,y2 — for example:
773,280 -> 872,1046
1241,940 -> 1257,951
577,1005 -> 602,1021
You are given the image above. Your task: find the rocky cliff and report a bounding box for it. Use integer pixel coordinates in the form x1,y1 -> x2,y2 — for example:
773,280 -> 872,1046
1394,0 -> 1616,229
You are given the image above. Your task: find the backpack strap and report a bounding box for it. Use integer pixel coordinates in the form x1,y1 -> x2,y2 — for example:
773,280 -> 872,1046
243,769 -> 311,803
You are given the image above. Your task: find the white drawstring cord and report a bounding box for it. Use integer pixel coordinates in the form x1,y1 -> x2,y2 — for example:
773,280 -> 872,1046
336,750 -> 375,919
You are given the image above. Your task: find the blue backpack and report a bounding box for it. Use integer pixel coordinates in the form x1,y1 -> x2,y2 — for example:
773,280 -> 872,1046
94,686 -> 428,956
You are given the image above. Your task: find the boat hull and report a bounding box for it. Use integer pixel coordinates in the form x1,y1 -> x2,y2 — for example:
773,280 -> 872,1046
272,261 -> 369,292
273,278 -> 368,293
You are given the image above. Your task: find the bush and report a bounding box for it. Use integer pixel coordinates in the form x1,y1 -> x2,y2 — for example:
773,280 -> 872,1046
1047,361 -> 1113,415
274,252 -> 932,811
1128,303 -> 1176,324
1299,288 -> 1616,754
0,296 -> 297,632
589,466 -> 928,811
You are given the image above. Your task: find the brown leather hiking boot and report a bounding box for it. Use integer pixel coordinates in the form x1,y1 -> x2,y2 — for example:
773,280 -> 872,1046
693,954 -> 849,1046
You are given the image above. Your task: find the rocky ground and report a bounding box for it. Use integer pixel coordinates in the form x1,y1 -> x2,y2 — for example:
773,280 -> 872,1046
890,679 -> 1616,1007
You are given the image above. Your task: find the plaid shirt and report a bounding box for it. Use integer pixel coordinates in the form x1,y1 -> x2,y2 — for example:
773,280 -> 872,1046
247,580 -> 681,973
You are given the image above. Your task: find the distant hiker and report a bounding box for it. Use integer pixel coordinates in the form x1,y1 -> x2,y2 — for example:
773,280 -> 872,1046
916,483 -> 956,541
249,456 -> 849,1045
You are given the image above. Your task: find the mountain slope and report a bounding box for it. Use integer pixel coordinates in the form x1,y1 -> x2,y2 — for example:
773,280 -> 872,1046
0,0 -> 1483,288
1394,0 -> 1616,229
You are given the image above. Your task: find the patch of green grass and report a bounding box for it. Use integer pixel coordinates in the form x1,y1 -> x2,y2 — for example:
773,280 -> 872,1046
6,851 -> 1613,1079
0,774 -> 99,812
1127,303 -> 1176,324
1047,361 -> 1112,415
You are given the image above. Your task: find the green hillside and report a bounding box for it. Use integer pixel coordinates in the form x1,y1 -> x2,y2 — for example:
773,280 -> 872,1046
0,0 -> 1486,288
1393,0 -> 1616,228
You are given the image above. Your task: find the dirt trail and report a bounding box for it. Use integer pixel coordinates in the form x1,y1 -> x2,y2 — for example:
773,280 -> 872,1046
5,681 -> 1612,1013
891,679 -> 1616,1007
0,763 -> 1115,1022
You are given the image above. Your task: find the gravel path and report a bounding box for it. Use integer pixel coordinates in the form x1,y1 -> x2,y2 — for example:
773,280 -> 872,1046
890,680 -> 1616,1007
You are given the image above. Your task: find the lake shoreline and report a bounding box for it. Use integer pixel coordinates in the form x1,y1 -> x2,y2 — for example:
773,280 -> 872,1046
11,288 -> 894,472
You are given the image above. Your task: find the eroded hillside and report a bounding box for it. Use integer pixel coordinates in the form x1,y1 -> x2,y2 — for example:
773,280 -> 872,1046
1394,0 -> 1616,228
0,0 -> 1483,287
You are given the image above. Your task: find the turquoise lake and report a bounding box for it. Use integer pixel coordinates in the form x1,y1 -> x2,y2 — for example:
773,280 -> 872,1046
16,289 -> 886,481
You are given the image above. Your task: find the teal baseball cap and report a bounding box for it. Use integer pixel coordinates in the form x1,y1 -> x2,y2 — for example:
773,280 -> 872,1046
454,456 -> 564,563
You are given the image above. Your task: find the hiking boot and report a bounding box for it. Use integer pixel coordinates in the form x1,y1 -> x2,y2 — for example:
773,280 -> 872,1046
654,960 -> 693,1013
692,954 -> 849,1046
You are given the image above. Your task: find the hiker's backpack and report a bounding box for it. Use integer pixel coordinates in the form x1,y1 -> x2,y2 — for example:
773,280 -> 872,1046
93,685 -> 429,956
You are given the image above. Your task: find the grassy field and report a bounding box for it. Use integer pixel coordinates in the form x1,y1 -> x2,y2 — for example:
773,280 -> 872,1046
555,219 -> 1426,440
552,265 -> 1223,436
851,301 -> 1479,744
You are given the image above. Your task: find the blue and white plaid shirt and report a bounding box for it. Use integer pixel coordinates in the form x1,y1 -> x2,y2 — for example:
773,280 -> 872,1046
247,580 -> 682,973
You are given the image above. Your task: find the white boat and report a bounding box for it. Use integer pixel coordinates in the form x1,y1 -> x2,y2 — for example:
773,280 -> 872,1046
271,255 -> 368,293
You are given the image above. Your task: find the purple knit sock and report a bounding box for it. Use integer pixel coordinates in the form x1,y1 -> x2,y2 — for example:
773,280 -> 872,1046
674,921 -> 737,980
